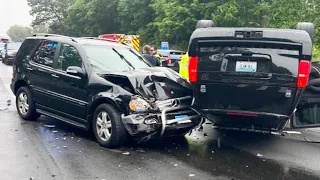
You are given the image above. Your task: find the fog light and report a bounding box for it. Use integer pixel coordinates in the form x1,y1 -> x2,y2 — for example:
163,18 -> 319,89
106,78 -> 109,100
145,119 -> 158,125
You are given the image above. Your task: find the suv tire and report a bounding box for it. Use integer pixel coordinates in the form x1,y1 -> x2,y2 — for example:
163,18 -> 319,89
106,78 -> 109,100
296,22 -> 315,43
196,20 -> 215,29
16,86 -> 39,120
92,104 -> 127,148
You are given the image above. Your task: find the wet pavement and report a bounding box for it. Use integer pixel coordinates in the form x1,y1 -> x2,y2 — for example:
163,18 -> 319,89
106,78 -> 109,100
1,62 -> 320,180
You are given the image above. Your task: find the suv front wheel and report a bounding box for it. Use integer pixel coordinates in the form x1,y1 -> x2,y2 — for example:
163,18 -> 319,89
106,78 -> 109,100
92,104 -> 127,148
16,86 -> 40,120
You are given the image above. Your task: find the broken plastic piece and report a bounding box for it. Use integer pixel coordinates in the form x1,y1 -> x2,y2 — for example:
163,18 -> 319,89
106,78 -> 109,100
44,124 -> 55,128
53,131 -> 58,133
189,174 -> 195,177
257,153 -> 263,157
122,152 -> 130,155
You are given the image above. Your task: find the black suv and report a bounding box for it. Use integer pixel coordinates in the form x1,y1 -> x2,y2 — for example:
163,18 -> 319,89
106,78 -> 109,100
10,34 -> 201,148
188,20 -> 316,132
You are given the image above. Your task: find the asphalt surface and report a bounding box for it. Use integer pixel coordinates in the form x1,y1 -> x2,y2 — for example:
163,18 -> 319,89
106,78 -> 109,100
1,62 -> 320,180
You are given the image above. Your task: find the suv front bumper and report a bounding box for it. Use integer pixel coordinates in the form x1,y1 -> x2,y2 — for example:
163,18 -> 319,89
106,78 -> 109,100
121,106 -> 202,139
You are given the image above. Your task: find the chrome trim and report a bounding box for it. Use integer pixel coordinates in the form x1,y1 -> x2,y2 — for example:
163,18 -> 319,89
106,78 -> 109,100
160,106 -> 200,136
155,96 -> 192,110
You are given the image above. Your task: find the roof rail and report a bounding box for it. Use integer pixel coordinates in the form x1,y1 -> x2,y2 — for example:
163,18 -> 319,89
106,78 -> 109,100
33,33 -> 77,43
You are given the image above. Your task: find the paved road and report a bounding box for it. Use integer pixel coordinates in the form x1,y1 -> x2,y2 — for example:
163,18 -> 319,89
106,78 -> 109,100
1,62 -> 320,180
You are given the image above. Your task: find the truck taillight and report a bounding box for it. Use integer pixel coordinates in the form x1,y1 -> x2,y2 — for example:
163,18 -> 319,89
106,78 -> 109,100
188,56 -> 198,83
297,60 -> 310,88
165,58 -> 171,64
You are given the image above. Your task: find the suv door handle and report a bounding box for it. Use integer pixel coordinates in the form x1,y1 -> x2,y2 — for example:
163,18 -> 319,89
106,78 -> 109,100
51,74 -> 59,78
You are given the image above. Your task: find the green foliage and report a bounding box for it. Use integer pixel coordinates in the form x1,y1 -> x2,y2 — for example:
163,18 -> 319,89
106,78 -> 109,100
26,0 -> 320,50
7,25 -> 33,42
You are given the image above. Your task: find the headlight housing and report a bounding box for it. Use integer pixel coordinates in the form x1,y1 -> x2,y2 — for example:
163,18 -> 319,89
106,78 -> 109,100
129,97 -> 150,112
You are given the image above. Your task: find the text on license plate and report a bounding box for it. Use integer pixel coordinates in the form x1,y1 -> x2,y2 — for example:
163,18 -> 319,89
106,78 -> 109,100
235,61 -> 257,72
175,115 -> 188,119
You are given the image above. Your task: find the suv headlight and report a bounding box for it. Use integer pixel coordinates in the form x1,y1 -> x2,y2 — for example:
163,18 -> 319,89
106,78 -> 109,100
129,97 -> 150,112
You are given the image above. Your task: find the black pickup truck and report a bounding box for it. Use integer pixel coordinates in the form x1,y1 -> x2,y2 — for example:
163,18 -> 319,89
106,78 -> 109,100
188,20 -> 317,132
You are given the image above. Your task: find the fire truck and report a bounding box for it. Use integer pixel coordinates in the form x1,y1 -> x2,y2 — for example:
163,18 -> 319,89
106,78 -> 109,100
98,34 -> 140,51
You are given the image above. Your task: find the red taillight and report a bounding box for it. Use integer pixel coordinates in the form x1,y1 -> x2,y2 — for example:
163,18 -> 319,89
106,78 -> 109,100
227,112 -> 258,117
165,58 -> 171,64
188,56 -> 198,83
297,60 -> 311,88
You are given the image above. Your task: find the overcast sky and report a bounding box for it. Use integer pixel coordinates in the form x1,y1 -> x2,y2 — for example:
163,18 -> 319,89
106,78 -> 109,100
0,0 -> 33,36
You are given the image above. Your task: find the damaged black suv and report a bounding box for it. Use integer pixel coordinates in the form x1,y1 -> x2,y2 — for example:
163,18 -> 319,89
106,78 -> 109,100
10,34 -> 201,148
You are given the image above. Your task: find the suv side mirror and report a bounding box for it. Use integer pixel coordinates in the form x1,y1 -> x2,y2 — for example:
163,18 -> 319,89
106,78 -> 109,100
66,66 -> 85,78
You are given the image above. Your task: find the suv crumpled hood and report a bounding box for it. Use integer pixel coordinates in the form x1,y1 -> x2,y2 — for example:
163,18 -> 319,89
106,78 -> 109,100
101,67 -> 192,101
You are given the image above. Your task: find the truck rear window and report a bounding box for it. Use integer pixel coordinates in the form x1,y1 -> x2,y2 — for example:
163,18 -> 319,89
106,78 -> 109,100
198,45 -> 300,76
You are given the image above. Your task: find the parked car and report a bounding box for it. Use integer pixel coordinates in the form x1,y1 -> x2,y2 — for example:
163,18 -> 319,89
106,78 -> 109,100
0,43 -> 5,60
157,49 -> 185,72
188,20 -> 315,132
2,42 -> 22,65
11,34 -> 202,148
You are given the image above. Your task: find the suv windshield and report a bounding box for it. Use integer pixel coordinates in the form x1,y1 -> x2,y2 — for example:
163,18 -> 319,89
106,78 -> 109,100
7,43 -> 22,50
83,45 -> 151,72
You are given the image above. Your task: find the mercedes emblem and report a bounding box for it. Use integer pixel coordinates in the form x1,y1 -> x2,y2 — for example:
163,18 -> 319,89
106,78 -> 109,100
171,99 -> 180,107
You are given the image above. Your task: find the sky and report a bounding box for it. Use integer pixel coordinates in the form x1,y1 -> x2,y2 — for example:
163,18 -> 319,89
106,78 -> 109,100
0,0 -> 33,37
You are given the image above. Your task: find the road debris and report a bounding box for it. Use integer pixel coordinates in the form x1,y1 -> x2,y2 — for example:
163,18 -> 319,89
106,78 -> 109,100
7,100 -> 11,106
189,174 -> 195,177
174,164 -> 178,167
53,131 -> 58,133
136,149 -> 145,153
257,153 -> 263,157
122,152 -> 130,155
63,137 -> 67,140
63,146 -> 67,148
44,124 -> 55,128
30,178 -> 35,180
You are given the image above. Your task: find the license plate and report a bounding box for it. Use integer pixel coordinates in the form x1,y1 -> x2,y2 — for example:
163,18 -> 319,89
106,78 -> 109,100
235,61 -> 257,72
175,115 -> 188,119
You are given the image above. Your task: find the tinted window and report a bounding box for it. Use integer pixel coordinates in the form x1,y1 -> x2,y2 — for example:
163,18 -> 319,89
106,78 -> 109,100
169,51 -> 185,55
57,43 -> 82,71
198,45 -> 299,75
15,39 -> 41,63
32,40 -> 58,67
7,43 -> 22,50
83,45 -> 151,72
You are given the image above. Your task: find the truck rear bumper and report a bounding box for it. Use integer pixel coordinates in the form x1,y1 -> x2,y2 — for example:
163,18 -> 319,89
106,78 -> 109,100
201,109 -> 289,131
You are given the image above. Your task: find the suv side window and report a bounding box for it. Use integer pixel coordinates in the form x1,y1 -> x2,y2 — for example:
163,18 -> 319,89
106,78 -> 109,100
56,43 -> 82,71
15,39 -> 41,63
32,40 -> 58,67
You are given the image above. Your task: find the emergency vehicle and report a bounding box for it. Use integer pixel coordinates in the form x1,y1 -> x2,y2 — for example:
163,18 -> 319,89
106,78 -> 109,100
98,34 -> 140,51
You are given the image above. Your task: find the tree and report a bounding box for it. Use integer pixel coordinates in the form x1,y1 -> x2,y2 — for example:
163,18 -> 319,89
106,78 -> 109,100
27,0 -> 74,34
7,25 -> 33,42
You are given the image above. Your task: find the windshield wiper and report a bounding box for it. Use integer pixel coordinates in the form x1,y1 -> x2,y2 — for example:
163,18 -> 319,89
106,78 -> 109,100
129,49 -> 151,66
112,48 -> 135,70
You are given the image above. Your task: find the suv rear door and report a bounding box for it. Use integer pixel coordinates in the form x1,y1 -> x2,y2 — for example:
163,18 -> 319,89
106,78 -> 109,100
194,40 -> 303,118
28,40 -> 59,109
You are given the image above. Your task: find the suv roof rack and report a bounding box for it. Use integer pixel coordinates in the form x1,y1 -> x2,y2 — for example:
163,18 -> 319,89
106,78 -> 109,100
33,33 -> 77,43
80,37 -> 130,45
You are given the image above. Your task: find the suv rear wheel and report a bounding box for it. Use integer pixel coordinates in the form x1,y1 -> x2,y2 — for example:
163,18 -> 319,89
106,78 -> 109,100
92,104 -> 127,148
16,86 -> 40,120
